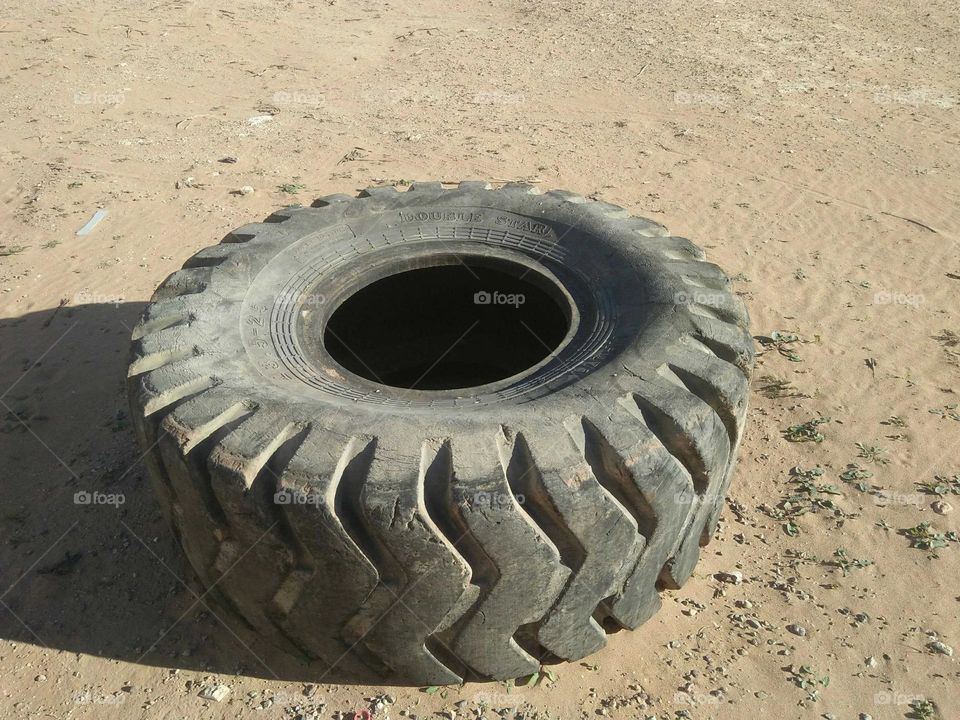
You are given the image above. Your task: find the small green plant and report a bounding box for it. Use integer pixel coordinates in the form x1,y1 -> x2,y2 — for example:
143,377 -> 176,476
42,240 -> 61,249
764,466 -> 847,535
840,464 -> 873,480
787,665 -> 829,702
277,182 -> 306,194
908,699 -> 937,720
759,375 -> 809,399
929,404 -> 960,421
917,475 -> 960,497
855,442 -> 889,464
0,244 -> 28,256
882,415 -> 907,427
518,667 -> 558,688
783,417 -> 830,442
933,329 -> 958,347
839,463 -> 874,491
831,548 -> 874,575
901,522 -> 959,552
933,330 -> 960,365
758,330 -> 803,362
785,466 -> 832,501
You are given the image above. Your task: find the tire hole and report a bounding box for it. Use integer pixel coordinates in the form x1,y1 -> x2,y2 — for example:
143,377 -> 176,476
323,260 -> 571,391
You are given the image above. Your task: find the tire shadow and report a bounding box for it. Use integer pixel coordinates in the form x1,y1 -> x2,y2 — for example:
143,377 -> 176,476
0,301 -> 380,685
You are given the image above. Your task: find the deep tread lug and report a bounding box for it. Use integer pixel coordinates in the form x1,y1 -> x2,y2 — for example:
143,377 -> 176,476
448,433 -> 570,680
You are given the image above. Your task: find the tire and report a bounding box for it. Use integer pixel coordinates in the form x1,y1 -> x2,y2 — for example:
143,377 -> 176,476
128,181 -> 753,684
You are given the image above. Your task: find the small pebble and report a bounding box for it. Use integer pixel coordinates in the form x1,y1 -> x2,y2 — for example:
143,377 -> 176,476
933,500 -> 953,515
199,684 -> 231,702
238,185 -> 255,195
716,571 -> 743,585
787,624 -> 807,637
929,640 -> 953,656
865,656 -> 878,668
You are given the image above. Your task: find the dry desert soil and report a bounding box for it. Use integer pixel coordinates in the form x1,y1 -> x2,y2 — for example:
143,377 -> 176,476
1,1 -> 959,719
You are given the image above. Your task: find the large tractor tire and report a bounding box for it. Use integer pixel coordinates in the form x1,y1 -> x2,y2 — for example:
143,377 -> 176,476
128,182 -> 752,684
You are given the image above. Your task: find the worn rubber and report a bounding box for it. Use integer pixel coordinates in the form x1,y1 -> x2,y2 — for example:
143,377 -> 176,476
128,181 -> 753,684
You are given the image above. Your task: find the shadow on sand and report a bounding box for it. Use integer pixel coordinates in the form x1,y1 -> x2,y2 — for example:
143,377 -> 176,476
0,301 -> 388,685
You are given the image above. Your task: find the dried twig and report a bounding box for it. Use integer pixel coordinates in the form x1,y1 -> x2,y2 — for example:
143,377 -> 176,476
881,210 -> 938,234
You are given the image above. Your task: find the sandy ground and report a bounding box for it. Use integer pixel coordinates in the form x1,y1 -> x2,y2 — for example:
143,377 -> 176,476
1,0 -> 959,718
